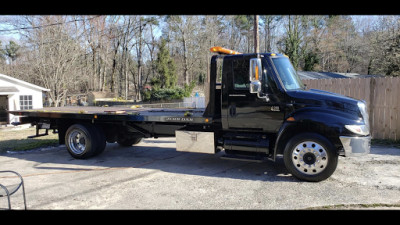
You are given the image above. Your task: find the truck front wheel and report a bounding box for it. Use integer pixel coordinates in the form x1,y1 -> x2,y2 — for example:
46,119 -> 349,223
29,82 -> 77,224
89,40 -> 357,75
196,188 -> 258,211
283,133 -> 338,182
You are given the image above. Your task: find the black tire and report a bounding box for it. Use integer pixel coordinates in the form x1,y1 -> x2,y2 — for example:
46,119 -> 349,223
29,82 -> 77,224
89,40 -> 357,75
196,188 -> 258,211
91,125 -> 107,156
65,124 -> 105,159
283,132 -> 338,182
117,134 -> 142,147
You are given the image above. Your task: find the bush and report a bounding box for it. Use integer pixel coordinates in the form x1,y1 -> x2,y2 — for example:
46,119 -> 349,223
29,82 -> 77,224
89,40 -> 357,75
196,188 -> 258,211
141,81 -> 196,102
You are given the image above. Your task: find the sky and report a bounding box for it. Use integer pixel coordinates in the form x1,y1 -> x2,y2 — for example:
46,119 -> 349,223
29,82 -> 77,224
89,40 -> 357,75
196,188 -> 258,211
0,23 -> 20,43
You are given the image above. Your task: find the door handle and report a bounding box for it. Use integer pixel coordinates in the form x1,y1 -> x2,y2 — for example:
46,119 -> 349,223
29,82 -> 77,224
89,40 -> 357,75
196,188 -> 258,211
229,105 -> 236,117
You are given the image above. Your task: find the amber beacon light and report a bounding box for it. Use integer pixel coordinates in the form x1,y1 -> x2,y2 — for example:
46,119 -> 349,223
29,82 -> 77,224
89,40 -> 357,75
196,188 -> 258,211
210,46 -> 242,55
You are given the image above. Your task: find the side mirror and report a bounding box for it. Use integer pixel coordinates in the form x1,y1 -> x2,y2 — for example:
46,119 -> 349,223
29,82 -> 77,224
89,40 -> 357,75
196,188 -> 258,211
249,58 -> 262,94
249,58 -> 262,82
249,58 -> 269,102
250,80 -> 261,94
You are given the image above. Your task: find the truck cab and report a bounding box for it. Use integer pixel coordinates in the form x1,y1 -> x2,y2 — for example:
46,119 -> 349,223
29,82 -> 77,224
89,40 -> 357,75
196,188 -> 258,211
206,47 -> 370,181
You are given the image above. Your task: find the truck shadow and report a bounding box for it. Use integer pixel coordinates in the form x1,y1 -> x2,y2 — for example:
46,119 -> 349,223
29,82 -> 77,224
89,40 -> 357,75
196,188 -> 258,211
4,141 -> 298,182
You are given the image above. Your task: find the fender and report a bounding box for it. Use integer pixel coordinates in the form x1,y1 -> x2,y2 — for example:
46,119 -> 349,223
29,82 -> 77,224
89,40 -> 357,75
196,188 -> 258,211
272,107 -> 359,161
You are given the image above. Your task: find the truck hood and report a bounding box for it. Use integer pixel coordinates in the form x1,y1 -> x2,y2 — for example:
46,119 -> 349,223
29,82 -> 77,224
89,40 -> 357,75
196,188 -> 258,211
286,88 -> 360,114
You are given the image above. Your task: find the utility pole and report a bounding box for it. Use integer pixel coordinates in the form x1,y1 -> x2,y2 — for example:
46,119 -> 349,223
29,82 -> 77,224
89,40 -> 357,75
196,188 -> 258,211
254,15 -> 259,53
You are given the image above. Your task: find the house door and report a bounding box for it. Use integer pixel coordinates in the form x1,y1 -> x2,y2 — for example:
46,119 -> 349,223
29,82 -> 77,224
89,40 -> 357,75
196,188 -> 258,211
0,95 -> 9,124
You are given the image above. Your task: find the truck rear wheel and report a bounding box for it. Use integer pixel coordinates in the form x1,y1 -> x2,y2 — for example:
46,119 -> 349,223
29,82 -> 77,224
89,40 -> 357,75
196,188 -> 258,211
65,124 -> 106,159
283,133 -> 338,182
117,134 -> 142,146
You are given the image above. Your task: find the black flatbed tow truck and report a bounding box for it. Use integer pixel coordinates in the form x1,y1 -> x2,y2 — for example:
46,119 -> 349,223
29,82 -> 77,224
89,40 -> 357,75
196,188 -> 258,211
9,47 -> 371,181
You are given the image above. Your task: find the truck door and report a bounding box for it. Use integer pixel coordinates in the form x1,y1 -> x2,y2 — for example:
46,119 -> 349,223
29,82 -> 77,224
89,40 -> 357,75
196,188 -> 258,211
226,56 -> 284,133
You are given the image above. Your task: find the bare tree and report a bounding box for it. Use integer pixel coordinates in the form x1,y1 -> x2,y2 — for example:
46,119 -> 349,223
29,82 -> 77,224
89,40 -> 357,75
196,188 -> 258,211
166,16 -> 201,85
22,16 -> 83,106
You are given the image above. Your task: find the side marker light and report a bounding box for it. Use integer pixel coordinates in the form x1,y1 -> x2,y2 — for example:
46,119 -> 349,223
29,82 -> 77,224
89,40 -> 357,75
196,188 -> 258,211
287,117 -> 295,121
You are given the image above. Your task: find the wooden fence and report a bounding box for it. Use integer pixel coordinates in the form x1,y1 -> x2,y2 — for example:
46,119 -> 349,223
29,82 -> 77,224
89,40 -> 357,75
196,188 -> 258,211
303,77 -> 400,140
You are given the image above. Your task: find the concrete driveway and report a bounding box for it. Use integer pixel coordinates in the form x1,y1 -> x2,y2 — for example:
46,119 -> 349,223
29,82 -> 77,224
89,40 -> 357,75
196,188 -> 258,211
1,137 -> 400,210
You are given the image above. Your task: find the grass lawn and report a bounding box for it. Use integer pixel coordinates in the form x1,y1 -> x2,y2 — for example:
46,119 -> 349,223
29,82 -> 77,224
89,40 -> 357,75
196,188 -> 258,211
0,126 -> 59,153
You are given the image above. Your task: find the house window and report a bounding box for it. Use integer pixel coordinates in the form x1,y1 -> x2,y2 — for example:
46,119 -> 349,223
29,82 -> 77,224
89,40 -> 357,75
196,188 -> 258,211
20,95 -> 33,110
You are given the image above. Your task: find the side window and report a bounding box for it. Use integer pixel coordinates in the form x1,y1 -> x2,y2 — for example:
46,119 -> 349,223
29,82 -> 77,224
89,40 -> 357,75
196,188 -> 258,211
233,59 -> 250,90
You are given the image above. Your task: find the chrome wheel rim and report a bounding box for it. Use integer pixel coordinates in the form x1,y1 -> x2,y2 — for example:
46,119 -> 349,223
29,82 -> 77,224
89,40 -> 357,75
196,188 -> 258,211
291,141 -> 328,175
68,130 -> 87,155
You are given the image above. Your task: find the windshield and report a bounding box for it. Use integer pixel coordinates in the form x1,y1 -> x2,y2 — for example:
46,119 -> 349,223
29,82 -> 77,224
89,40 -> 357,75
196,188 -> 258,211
272,57 -> 304,90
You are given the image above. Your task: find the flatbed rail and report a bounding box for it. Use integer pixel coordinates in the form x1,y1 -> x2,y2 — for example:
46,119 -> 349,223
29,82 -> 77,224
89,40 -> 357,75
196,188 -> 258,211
10,106 -> 212,124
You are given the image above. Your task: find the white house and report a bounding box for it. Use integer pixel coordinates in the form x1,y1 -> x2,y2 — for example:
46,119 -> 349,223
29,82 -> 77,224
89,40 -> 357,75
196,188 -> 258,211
0,73 -> 50,125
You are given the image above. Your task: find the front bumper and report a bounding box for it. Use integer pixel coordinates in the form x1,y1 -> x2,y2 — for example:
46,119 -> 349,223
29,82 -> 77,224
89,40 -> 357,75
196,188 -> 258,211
339,136 -> 371,157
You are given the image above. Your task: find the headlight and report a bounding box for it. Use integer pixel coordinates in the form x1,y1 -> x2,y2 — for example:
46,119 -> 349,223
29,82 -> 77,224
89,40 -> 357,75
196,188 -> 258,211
345,124 -> 370,136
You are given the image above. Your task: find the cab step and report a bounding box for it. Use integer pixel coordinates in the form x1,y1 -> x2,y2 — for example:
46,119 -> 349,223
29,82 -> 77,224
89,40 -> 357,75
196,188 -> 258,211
222,132 -> 270,154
